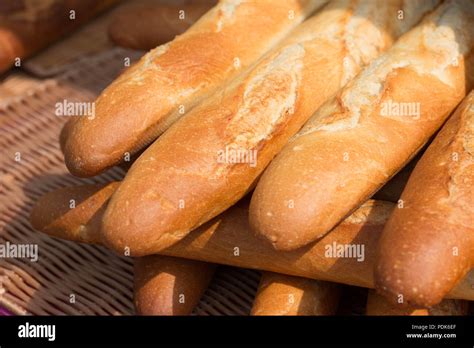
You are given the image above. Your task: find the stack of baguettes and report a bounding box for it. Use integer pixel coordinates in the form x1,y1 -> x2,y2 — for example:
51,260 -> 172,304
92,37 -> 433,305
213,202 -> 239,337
29,0 -> 474,315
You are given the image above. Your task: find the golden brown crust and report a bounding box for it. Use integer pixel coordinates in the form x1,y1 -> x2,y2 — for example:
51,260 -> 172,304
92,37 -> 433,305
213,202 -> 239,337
251,272 -> 340,316
100,0 -> 437,256
249,0 -> 473,251
375,91 -> 474,307
134,255 -> 215,315
60,119 -> 141,171
30,182 -> 120,244
63,0 -> 326,177
59,119 -> 74,154
29,182 -> 215,316
29,182 -> 474,300
366,290 -> 469,316
108,1 -> 216,51
0,0 -> 116,73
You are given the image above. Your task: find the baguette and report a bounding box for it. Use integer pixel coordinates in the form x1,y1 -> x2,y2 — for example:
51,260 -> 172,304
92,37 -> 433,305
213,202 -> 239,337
30,183 -> 474,300
249,0 -> 474,250
108,0 -> 216,51
375,91 -> 474,307
0,0 -> 116,73
59,119 -> 74,154
60,119 -> 140,172
134,255 -> 215,315
101,0 -> 439,255
29,182 -> 216,316
366,290 -> 469,316
251,272 -> 340,316
63,0 -> 327,177
30,182 -> 120,244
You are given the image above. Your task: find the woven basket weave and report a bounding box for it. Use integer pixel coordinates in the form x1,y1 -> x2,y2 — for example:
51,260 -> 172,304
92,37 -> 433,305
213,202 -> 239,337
0,47 -> 261,315
22,0 -> 126,77
0,2 -> 372,316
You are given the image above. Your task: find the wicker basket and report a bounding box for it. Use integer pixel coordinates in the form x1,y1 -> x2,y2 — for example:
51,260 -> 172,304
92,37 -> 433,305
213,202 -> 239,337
0,2 -> 374,316
0,45 -> 268,315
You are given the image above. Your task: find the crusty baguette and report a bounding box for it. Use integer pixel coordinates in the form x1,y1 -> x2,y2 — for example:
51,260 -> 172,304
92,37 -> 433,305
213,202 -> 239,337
63,0 -> 327,177
366,290 -> 469,316
30,182 -> 120,244
134,255 -> 215,315
60,119 -> 140,171
29,183 -> 474,300
0,0 -> 116,73
101,0 -> 439,256
249,0 -> 474,250
59,119 -> 74,154
251,272 -> 340,316
375,91 -> 474,307
29,182 -> 215,316
108,0 -> 216,50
